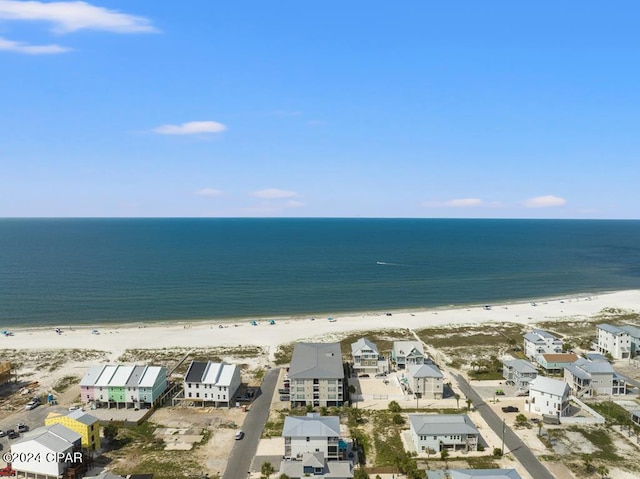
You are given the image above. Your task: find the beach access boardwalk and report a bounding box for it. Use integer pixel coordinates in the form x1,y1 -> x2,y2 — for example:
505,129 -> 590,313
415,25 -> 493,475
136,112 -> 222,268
454,373 -> 555,479
223,367 -> 280,479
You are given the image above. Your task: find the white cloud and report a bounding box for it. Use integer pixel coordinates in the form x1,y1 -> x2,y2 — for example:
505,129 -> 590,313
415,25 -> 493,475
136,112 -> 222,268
524,195 -> 567,208
286,200 -> 305,208
251,188 -> 298,199
0,0 -> 157,34
0,36 -> 69,53
152,121 -> 227,135
193,188 -> 223,197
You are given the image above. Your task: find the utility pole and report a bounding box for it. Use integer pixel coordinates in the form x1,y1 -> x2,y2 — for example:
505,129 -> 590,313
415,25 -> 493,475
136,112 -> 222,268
501,418 -> 506,456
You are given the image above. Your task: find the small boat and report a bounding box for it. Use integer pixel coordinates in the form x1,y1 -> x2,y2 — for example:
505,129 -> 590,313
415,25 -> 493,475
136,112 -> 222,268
250,321 -> 258,326
269,320 -> 276,325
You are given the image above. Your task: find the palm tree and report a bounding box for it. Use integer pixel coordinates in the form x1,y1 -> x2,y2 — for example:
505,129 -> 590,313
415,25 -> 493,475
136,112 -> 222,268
466,398 -> 472,411
454,393 -> 460,409
261,461 -> 275,479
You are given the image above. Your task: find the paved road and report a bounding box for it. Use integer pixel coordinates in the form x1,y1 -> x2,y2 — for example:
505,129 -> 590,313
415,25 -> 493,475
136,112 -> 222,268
454,374 -> 556,479
223,367 -> 280,479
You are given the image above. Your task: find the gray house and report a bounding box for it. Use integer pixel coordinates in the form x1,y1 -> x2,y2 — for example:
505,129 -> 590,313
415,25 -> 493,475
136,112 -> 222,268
391,341 -> 425,369
289,343 -> 345,408
351,338 -> 386,375
279,452 -> 353,479
502,359 -> 538,394
564,357 -> 626,398
409,414 -> 480,453
283,413 -> 342,461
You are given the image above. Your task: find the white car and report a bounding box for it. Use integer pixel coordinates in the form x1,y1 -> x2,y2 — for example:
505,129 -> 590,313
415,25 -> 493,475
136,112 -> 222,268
235,431 -> 244,440
25,401 -> 39,410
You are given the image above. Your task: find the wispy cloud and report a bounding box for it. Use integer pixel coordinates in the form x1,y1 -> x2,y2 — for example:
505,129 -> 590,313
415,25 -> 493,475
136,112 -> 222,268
250,188 -> 298,199
286,200 -> 305,208
152,121 -> 227,135
193,188 -> 223,197
0,36 -> 69,54
0,0 -> 157,34
524,195 -> 567,208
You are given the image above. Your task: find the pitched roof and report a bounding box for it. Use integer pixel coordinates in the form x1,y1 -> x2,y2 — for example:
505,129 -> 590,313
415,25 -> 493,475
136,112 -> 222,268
427,469 -> 522,479
80,366 -> 106,387
67,409 -> 98,425
282,413 -> 341,438
620,325 -> 640,338
289,343 -> 344,379
540,353 -> 578,363
280,455 -> 353,479
351,337 -> 379,355
126,365 -> 148,388
503,359 -> 537,374
524,329 -> 560,343
138,366 -> 165,388
598,323 -> 627,335
15,424 -> 81,453
393,341 -> 424,357
573,358 -> 615,374
409,414 -> 479,436
529,376 -> 569,397
407,363 -> 443,379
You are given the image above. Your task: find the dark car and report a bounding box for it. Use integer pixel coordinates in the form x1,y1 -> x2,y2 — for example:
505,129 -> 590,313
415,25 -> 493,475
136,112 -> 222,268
7,430 -> 19,439
501,406 -> 519,413
17,423 -> 28,433
358,374 -> 370,378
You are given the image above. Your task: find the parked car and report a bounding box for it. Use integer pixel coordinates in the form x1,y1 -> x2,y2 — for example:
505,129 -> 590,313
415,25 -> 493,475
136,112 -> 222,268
0,465 -> 15,477
235,431 -> 245,440
25,400 -> 39,410
0,430 -> 5,437
375,373 -> 387,378
17,423 -> 28,433
495,389 -> 505,396
7,430 -> 19,439
279,395 -> 290,401
501,406 -> 519,413
358,374 -> 370,378
278,388 -> 290,394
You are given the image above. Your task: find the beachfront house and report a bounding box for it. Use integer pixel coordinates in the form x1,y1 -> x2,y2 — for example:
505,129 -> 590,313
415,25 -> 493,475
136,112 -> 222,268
80,364 -> 167,409
527,376 -> 570,418
523,329 -> 563,361
391,341 -> 425,369
183,361 -> 241,408
10,424 -> 85,479
351,338 -> 386,375
595,324 -> 631,359
289,343 -> 346,408
405,363 -> 444,399
502,359 -> 538,394
619,325 -> 640,356
426,470 -> 523,479
45,409 -> 101,451
535,353 -> 579,374
409,414 -> 480,453
563,357 -> 626,398
283,413 -> 344,460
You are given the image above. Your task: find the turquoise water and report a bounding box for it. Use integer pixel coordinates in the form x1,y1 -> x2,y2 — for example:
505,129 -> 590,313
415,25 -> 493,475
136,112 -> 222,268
1,218 -> 639,326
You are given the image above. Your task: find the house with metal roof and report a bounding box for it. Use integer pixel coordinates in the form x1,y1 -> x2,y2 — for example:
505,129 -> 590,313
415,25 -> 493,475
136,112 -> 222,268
279,452 -> 353,479
534,353 -> 579,373
563,357 -> 626,398
183,361 -> 241,407
426,469 -> 522,479
631,410 -> 640,427
502,359 -> 537,394
596,324 -> 631,359
405,363 -> 444,399
523,329 -> 563,361
527,376 -> 570,418
10,424 -> 85,479
619,325 -> 640,355
409,414 -> 480,453
45,409 -> 101,450
351,338 -> 386,375
80,364 -> 167,409
283,413 -> 343,461
289,343 -> 345,407
391,341 -> 425,369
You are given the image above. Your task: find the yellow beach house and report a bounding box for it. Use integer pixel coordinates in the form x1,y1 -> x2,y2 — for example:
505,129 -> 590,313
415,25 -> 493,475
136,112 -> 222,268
45,409 -> 101,450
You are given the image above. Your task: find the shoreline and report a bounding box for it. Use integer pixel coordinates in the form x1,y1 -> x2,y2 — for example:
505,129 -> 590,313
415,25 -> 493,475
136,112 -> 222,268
3,289 -> 639,361
4,287 -> 627,332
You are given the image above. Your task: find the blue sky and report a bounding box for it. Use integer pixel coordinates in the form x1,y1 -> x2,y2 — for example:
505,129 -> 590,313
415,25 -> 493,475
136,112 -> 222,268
1,1 -> 639,218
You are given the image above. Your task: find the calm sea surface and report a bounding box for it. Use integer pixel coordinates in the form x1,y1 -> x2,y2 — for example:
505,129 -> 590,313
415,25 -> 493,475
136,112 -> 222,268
1,218 -> 640,327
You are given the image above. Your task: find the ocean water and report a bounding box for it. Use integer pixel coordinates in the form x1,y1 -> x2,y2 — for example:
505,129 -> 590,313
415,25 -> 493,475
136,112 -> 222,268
1,218 -> 640,327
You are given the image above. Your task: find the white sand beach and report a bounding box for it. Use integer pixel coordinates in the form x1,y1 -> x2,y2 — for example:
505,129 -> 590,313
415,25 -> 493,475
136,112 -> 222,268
5,289 -> 640,360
